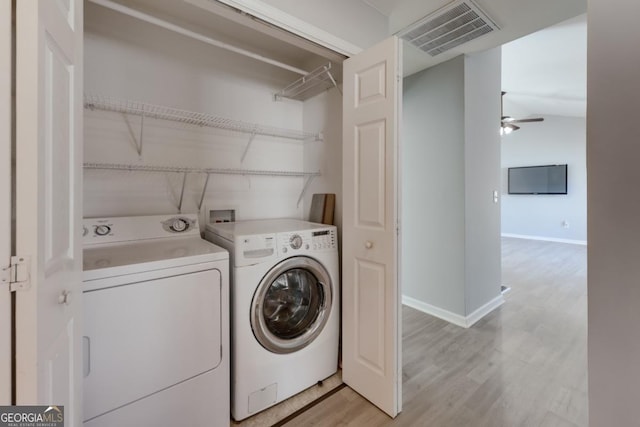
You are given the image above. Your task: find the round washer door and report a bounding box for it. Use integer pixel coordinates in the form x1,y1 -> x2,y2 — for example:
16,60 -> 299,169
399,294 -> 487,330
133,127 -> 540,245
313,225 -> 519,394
251,256 -> 332,354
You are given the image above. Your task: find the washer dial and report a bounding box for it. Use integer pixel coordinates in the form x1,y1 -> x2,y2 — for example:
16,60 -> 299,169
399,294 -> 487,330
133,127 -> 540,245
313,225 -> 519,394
289,234 -> 303,250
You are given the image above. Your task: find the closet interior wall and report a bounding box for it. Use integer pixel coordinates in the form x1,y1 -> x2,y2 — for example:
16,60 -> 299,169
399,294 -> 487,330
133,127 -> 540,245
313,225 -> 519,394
84,3 -> 339,225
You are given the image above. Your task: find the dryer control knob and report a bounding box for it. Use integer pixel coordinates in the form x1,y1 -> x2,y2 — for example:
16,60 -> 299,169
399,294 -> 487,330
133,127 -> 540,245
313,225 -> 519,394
95,225 -> 111,236
290,234 -> 303,250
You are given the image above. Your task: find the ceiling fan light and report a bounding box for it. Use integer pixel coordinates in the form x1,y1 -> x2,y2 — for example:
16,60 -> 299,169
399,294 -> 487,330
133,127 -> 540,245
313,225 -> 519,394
500,122 -> 518,136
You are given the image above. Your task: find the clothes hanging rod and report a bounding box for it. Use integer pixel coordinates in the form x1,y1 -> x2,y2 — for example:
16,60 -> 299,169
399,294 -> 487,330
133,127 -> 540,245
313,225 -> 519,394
89,0 -> 308,76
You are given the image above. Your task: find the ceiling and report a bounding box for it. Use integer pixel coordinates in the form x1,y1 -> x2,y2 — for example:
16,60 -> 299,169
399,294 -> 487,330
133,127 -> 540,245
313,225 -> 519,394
98,0 -> 347,72
358,0 -> 587,76
89,0 -> 587,112
361,0 -> 403,17
502,14 -> 587,118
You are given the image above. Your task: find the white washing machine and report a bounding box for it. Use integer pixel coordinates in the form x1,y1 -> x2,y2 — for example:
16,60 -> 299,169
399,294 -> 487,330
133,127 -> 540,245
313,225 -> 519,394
205,219 -> 339,421
82,214 -> 229,427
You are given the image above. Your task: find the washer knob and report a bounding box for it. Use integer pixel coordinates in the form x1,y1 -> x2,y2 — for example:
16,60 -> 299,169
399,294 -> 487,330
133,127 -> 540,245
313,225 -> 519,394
290,234 -> 303,250
170,218 -> 189,232
95,225 -> 111,236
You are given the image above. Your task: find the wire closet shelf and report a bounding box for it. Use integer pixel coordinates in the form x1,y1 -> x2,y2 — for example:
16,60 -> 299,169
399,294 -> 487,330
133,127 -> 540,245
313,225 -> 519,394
84,94 -> 322,142
83,162 -> 320,178
275,62 -> 340,101
83,163 -> 320,212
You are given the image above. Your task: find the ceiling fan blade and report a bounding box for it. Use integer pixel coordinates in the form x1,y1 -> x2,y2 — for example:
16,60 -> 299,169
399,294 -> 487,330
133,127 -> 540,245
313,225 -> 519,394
509,117 -> 544,123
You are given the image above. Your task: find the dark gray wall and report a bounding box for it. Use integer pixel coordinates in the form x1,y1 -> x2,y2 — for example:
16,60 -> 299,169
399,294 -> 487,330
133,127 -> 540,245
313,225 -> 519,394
588,0 -> 640,424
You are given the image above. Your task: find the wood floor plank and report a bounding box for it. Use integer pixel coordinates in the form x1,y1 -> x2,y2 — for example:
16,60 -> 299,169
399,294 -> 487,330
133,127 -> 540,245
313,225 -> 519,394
283,238 -> 588,426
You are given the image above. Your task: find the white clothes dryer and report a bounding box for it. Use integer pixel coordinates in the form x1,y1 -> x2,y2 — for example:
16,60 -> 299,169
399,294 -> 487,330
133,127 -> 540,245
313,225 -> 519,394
205,219 -> 339,421
82,214 -> 229,427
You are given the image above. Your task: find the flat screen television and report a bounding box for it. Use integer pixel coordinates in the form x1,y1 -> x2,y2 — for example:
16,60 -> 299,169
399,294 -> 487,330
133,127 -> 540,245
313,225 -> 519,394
508,164 -> 567,195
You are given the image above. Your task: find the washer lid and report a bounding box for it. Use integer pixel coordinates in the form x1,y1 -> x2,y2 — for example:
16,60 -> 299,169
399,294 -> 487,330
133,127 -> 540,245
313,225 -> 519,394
83,237 -> 228,281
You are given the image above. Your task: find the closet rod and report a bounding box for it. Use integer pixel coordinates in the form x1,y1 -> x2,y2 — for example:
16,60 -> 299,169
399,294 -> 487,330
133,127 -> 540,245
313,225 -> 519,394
89,0 -> 308,76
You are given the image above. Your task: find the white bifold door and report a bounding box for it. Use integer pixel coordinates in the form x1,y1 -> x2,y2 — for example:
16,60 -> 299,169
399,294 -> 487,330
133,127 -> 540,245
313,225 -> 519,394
0,0 -> 12,406
342,36 -> 402,417
14,0 -> 83,425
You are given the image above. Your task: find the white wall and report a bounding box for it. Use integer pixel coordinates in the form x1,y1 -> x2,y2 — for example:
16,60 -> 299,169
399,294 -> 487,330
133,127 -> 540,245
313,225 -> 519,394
402,56 -> 466,316
402,49 -> 502,324
84,3 -> 314,226
302,89 -> 343,231
501,116 -> 587,243
588,0 -> 640,424
463,48 -> 502,315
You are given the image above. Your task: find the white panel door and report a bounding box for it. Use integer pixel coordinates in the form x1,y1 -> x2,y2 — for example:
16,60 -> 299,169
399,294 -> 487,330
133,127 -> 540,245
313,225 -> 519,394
342,36 -> 402,417
0,0 -> 12,405
15,0 -> 83,425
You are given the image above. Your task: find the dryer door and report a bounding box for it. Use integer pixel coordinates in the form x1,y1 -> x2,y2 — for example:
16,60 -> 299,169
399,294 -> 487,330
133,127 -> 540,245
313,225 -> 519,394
251,256 -> 332,354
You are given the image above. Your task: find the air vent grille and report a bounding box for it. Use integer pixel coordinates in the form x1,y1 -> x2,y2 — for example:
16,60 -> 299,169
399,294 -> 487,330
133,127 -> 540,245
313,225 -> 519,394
399,0 -> 499,57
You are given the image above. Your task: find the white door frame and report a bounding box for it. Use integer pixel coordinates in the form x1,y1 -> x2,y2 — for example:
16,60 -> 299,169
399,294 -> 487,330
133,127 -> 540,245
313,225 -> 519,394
0,0 -> 13,406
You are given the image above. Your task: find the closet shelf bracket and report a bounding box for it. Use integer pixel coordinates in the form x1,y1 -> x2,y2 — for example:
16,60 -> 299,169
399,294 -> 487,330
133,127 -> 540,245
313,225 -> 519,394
240,130 -> 257,163
177,172 -> 188,214
275,63 -> 340,101
296,174 -> 317,208
197,173 -> 211,212
121,110 -> 145,158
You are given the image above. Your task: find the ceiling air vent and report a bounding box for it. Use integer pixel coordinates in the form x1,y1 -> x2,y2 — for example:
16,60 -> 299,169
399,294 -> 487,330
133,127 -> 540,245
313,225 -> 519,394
398,0 -> 499,57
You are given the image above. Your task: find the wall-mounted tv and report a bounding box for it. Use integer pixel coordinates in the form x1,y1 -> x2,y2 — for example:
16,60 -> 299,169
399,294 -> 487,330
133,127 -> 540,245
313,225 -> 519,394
508,164 -> 568,195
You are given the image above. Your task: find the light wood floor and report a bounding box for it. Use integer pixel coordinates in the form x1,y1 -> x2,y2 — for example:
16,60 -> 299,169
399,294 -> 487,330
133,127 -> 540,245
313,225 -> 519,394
283,238 -> 588,426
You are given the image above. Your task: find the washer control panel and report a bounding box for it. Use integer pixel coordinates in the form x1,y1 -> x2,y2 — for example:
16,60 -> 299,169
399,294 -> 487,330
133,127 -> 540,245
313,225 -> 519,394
83,214 -> 200,245
278,228 -> 336,253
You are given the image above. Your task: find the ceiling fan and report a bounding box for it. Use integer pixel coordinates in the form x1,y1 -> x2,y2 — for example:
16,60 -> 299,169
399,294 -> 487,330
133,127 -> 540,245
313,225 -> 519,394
501,91 -> 544,135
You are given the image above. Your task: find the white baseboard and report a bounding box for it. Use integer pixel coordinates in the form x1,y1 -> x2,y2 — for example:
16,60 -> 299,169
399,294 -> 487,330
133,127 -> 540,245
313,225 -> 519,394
402,294 -> 504,328
465,295 -> 505,327
501,233 -> 587,246
402,296 -> 467,328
